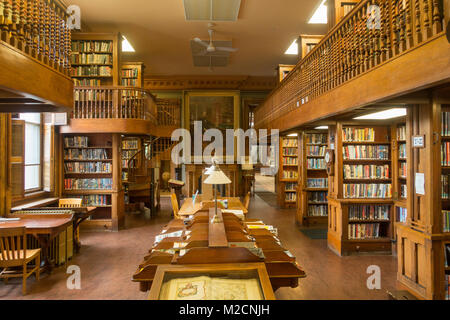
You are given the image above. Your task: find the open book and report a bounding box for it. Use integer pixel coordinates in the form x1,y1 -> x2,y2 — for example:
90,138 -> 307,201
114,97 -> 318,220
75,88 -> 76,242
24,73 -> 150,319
159,276 -> 264,300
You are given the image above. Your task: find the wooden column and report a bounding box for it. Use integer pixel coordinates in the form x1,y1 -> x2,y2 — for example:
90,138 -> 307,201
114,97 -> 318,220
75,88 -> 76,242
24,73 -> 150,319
112,133 -> 124,231
0,114 -> 10,215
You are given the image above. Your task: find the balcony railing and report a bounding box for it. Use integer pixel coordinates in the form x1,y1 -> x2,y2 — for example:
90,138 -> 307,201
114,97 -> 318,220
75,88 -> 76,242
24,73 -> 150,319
156,98 -> 180,126
255,0 -> 446,129
72,86 -> 157,123
0,0 -> 71,76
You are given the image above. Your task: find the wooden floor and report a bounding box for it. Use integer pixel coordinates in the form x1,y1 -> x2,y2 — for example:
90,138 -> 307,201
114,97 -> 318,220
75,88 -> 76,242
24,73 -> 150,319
0,194 -> 398,300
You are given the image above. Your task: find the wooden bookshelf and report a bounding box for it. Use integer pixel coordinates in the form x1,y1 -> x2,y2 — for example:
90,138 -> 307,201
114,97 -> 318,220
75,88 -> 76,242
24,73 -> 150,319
395,102 -> 450,300
328,123 -> 394,255
277,135 -> 300,208
71,33 -> 122,86
121,62 -> 145,87
121,136 -> 141,205
298,130 -> 329,226
61,133 -> 124,231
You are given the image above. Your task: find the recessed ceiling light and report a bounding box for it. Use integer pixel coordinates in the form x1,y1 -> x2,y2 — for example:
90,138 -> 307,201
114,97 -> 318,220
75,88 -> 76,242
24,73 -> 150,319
183,0 -> 241,21
308,0 -> 328,24
353,108 -> 407,120
287,133 -> 298,137
315,126 -> 329,130
285,39 -> 298,55
122,36 -> 135,52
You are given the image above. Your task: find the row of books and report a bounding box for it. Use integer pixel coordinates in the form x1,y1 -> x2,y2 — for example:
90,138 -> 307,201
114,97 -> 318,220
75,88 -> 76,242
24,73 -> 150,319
122,79 -> 138,87
71,53 -> 112,65
308,205 -> 327,216
122,150 -> 138,160
77,195 -> 111,206
74,79 -> 101,86
122,171 -> 128,181
399,162 -> 407,178
307,178 -> 328,188
305,133 -> 327,144
442,112 -> 450,137
72,41 -> 112,53
282,171 -> 298,180
285,193 -> 297,202
307,158 -> 326,169
282,157 -> 298,165
446,275 -> 449,300
398,143 -> 407,159
308,191 -> 327,203
397,207 -> 407,223
307,145 -> 326,156
121,68 -> 139,78
343,164 -> 390,180
122,160 -> 135,169
64,136 -> 88,148
71,66 -> 112,77
74,90 -> 112,102
400,184 -> 407,198
348,204 -> 390,221
343,183 -> 392,198
397,125 -> 406,140
442,174 -> 450,199
285,182 -> 297,191
122,140 -> 139,149
282,139 -> 298,147
64,178 -> 113,190
343,145 -> 390,160
282,147 -> 297,156
348,223 -> 382,240
64,162 -> 112,174
64,149 -> 109,160
342,127 -> 375,142
443,210 -> 450,233
442,142 -> 450,166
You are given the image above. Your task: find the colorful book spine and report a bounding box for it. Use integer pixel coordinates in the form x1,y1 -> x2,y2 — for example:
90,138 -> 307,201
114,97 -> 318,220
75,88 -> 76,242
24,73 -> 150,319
307,145 -> 326,156
343,145 -> 389,160
64,162 -> 111,173
397,125 -> 406,140
307,178 -> 328,188
342,127 -> 375,142
399,162 -> 407,178
443,210 -> 450,233
348,204 -> 390,221
348,223 -> 381,239
285,183 -> 297,191
307,158 -> 326,169
343,183 -> 392,198
397,207 -> 407,223
285,193 -> 297,202
308,205 -> 327,216
308,191 -> 328,203
282,171 -> 298,180
398,143 -> 407,159
343,164 -> 390,179
305,134 -> 327,144
64,178 -> 113,190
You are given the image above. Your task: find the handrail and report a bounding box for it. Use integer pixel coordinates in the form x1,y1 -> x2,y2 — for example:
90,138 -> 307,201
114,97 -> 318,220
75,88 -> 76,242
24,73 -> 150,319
156,98 -> 181,126
72,86 -> 157,123
255,0 -> 446,129
0,0 -> 72,76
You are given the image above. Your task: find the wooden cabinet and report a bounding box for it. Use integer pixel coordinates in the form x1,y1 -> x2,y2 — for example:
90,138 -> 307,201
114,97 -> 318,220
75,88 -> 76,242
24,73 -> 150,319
121,62 -> 145,87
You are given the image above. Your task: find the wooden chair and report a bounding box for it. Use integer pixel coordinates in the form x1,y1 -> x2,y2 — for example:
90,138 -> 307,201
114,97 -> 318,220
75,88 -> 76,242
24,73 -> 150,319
59,198 -> 82,208
243,192 -> 251,211
0,227 -> 41,295
171,193 -> 180,219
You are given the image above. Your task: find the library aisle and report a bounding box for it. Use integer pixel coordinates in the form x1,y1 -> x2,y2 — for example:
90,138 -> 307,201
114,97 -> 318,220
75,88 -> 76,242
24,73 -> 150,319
0,196 -> 396,300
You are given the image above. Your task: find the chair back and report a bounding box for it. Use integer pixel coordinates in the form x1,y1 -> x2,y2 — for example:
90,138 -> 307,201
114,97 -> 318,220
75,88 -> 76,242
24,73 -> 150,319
243,192 -> 251,210
59,198 -> 82,208
170,193 -> 180,219
0,227 -> 27,265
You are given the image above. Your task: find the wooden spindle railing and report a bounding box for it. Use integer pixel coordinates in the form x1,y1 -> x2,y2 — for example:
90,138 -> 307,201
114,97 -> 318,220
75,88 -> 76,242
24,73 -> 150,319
72,86 -> 157,123
255,0 -> 446,130
156,98 -> 181,126
0,0 -> 70,76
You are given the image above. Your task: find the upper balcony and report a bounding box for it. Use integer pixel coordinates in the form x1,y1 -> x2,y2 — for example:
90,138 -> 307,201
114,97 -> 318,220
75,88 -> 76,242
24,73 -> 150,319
60,86 -> 157,135
255,0 -> 450,132
0,0 -> 73,112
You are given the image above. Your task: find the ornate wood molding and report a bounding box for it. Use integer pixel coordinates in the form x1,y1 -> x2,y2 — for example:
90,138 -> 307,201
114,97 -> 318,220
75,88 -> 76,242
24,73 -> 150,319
144,75 -> 277,91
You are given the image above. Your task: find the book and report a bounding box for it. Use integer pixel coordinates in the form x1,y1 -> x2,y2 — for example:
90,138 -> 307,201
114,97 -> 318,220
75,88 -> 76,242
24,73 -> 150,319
282,170 -> 298,180
343,145 -> 389,160
64,178 -> 113,190
342,127 -> 375,142
397,125 -> 406,140
64,162 -> 111,174
398,143 -> 407,159
343,164 -> 390,179
305,133 -> 327,144
307,178 -> 328,188
307,145 -> 326,156
308,191 -> 327,203
348,223 -> 381,240
443,210 -> 450,232
397,207 -> 407,223
307,158 -> 326,169
308,205 -> 327,216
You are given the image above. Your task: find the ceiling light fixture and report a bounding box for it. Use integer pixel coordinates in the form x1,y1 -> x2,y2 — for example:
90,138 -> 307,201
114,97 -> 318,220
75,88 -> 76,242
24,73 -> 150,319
183,0 -> 241,21
285,39 -> 298,55
308,0 -> 328,24
353,108 -> 407,120
315,126 -> 329,130
287,133 -> 298,137
122,36 -> 135,52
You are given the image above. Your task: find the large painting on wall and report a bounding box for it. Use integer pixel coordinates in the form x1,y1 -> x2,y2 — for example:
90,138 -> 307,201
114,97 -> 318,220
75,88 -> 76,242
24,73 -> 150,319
189,96 -> 235,132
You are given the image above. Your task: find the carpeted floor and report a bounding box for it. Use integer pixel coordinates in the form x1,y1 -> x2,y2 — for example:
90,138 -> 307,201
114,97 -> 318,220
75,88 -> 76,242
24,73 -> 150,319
299,228 -> 328,239
255,191 -> 278,208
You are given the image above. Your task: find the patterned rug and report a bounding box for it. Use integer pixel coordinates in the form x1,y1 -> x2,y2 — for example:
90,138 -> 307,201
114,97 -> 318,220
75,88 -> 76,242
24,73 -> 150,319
255,192 -> 278,208
299,228 -> 328,239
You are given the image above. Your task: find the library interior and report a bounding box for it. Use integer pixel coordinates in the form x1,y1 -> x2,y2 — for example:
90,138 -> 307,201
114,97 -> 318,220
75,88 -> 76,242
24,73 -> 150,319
0,0 -> 449,301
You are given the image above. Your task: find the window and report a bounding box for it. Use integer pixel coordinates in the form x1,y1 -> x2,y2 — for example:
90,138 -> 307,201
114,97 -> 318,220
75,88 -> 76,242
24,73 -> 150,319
19,113 -> 42,191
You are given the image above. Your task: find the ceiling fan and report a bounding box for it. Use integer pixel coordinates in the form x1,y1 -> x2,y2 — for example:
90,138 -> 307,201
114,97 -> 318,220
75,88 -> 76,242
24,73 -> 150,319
194,28 -> 238,55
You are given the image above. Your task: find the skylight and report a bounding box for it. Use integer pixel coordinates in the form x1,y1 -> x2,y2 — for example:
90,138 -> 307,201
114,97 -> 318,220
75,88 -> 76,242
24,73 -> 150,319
122,36 -> 135,52
315,126 -> 329,130
285,39 -> 298,55
308,0 -> 328,24
353,108 -> 407,120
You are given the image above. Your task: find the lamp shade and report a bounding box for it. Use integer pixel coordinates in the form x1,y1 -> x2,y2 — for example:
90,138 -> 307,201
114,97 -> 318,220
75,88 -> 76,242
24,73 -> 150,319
204,169 -> 231,185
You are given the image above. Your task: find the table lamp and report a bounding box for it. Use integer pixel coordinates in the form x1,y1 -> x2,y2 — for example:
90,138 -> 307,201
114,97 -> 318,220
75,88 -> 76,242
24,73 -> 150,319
203,163 -> 231,223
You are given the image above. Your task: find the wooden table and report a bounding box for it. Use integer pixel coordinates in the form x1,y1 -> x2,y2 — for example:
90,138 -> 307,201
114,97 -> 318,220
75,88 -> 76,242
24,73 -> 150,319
0,214 -> 73,273
178,197 -> 248,216
10,207 -> 96,253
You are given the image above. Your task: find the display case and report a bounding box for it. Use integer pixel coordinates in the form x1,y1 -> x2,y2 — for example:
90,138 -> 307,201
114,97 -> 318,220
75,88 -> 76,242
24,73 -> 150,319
148,263 -> 275,300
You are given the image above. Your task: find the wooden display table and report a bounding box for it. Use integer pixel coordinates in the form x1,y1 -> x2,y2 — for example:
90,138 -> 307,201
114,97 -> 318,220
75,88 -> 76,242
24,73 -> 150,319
179,196 -> 248,216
